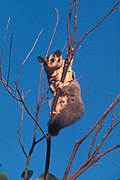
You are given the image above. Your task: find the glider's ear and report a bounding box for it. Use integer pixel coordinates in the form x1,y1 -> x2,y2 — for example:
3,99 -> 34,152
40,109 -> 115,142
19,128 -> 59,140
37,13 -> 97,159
37,56 -> 45,64
54,49 -> 62,57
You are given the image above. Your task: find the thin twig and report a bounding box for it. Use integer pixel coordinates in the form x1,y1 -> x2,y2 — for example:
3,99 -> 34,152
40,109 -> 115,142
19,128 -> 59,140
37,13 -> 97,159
7,33 -> 13,84
0,17 -> 11,79
35,135 -> 46,144
17,29 -> 43,83
88,125 -> 101,159
88,118 -> 104,159
97,144 -> 120,159
67,0 -> 75,48
71,0 -> 78,46
62,40 -> 67,53
34,104 -> 39,137
46,8 -> 59,57
95,120 -> 120,153
73,120 -> 120,179
15,83 -> 47,138
22,29 -> 44,66
68,129 -> 120,180
110,95 -> 115,124
82,85 -> 90,98
17,93 -> 27,157
67,144 -> 120,180
0,78 -> 14,91
63,94 -> 120,180
38,68 -> 44,104
67,154 -> 95,180
38,67 -> 46,105
0,78 -> 20,101
73,0 -> 120,53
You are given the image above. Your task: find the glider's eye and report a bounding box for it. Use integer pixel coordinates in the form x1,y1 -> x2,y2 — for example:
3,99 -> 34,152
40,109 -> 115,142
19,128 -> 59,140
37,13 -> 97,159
58,58 -> 60,62
51,58 -> 55,63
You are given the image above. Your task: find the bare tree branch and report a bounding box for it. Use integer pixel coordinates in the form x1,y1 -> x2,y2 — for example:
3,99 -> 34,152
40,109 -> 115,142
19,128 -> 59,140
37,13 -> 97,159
95,120 -> 120,154
63,94 -> 120,179
73,0 -> 120,53
97,144 -> 120,159
71,0 -> 78,47
68,119 -> 120,179
110,95 -> 116,124
88,124 -> 102,159
0,17 -> 11,79
22,29 -> 44,66
17,93 -> 27,157
17,29 -> 43,84
62,40 -> 67,53
68,143 -> 120,180
7,33 -> 13,84
15,83 -> 47,138
46,8 -> 59,57
18,90 -> 47,179
0,78 -> 20,101
67,0 -> 76,48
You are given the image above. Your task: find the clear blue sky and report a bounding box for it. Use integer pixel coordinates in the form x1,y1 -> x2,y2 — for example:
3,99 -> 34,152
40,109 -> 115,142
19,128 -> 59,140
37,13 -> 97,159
0,0 -> 120,179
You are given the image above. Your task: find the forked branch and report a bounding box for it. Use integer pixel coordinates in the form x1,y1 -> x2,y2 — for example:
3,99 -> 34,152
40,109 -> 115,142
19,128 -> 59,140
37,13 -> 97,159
63,94 -> 120,179
74,0 -> 120,52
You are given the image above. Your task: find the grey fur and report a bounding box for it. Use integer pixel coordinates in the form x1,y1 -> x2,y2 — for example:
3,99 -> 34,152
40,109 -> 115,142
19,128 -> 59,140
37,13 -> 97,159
48,79 -> 84,136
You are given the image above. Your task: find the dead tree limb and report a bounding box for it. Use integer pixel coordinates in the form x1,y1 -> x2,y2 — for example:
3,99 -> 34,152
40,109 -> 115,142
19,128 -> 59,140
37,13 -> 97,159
63,94 -> 120,179
17,29 -> 43,84
15,83 -> 47,138
73,0 -> 120,53
46,8 -> 59,57
0,18 -> 48,180
7,33 -> 13,84
0,17 -> 11,79
17,86 -> 48,179
67,0 -> 76,48
68,144 -> 120,180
